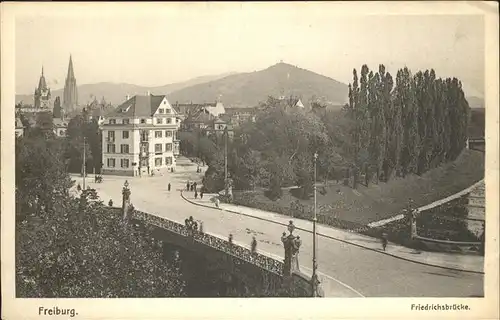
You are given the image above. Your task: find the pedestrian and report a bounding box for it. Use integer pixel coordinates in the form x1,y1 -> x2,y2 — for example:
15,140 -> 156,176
200,190 -> 204,199
251,236 -> 257,254
186,181 -> 190,191
108,199 -> 113,207
381,232 -> 388,251
168,183 -> 171,192
190,184 -> 194,192
215,197 -> 220,208
228,234 -> 233,244
193,221 -> 198,231
194,190 -> 198,199
193,182 -> 197,190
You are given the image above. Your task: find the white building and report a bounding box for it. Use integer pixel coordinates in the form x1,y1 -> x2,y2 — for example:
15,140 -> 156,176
101,94 -> 181,176
53,118 -> 68,137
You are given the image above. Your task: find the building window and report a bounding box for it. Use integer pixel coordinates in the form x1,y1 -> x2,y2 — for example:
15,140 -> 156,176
122,131 -> 129,139
107,131 -> 115,142
167,118 -> 172,124
107,144 -> 116,153
155,143 -> 162,153
140,158 -> 148,167
121,159 -> 130,168
165,157 -> 172,165
155,130 -> 163,138
123,119 -> 130,124
166,130 -> 172,137
155,157 -> 163,166
140,119 -> 146,124
165,108 -> 171,114
156,118 -> 163,124
159,109 -> 164,114
165,143 -> 172,152
120,144 -> 129,154
109,119 -> 116,124
107,158 -> 115,167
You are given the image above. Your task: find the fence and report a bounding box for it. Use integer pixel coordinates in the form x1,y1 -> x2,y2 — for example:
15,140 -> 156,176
131,210 -> 284,276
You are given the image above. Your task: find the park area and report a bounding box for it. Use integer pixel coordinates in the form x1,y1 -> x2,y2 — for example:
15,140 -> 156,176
231,149 -> 484,229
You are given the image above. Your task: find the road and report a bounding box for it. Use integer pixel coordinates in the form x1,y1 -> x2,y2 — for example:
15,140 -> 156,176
73,170 -> 483,297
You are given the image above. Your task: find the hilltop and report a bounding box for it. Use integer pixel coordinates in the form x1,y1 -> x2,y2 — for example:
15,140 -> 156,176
15,72 -> 237,106
166,62 -> 349,108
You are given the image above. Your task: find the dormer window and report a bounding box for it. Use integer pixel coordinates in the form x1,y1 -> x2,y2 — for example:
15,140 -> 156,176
165,108 -> 171,114
140,119 -> 146,124
109,119 -> 116,124
123,119 -> 130,124
159,109 -> 164,114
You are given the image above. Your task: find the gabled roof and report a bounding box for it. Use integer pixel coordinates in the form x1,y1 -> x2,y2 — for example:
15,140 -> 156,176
106,94 -> 167,118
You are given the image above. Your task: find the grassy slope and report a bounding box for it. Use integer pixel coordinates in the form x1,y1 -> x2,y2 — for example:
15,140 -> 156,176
240,149 -> 484,225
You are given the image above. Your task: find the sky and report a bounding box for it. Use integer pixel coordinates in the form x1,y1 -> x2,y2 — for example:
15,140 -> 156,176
15,3 -> 485,97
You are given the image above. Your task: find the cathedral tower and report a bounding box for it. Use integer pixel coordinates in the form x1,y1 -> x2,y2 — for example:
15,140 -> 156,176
63,55 -> 78,112
34,66 -> 51,110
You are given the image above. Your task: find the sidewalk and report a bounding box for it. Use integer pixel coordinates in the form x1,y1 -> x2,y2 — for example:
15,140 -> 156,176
182,192 -> 484,274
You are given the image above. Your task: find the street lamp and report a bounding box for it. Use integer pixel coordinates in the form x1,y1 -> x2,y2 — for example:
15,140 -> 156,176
312,152 -> 320,297
82,136 -> 87,190
223,125 -> 233,198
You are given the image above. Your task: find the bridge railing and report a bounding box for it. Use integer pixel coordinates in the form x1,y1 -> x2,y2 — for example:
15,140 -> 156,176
131,210 -> 284,276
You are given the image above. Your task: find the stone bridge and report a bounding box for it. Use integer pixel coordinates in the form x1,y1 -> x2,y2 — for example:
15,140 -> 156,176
121,181 -> 321,297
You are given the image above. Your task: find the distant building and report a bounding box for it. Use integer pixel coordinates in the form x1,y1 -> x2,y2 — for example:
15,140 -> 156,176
174,100 -> 226,120
63,55 -> 78,112
85,96 -> 113,125
15,118 -> 24,137
101,94 -> 181,176
34,66 -> 52,110
53,118 -> 69,137
224,107 -> 258,125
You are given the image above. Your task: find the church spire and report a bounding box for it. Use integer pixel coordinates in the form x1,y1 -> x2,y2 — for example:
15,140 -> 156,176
42,65 -> 44,76
67,54 -> 75,80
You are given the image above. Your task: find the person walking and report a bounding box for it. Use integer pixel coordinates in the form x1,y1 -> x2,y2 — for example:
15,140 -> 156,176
381,232 -> 388,251
215,197 -> 220,208
251,236 -> 257,254
200,190 -> 204,199
186,181 -> 190,191
193,182 -> 197,190
108,199 -> 113,207
194,190 -> 198,199
228,234 -> 233,244
168,183 -> 171,192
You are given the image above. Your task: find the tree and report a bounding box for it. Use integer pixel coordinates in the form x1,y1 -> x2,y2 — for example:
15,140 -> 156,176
16,134 -> 185,297
53,97 -> 62,118
16,135 -> 73,220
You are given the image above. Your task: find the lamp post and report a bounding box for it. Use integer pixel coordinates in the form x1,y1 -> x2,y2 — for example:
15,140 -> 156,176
312,152 -> 319,297
224,126 -> 228,197
82,136 -> 86,190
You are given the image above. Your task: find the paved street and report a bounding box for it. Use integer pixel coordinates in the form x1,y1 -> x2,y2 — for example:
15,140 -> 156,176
72,169 -> 484,297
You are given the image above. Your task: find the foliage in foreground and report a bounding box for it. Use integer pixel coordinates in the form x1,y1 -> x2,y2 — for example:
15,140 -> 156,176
15,134 -> 185,298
